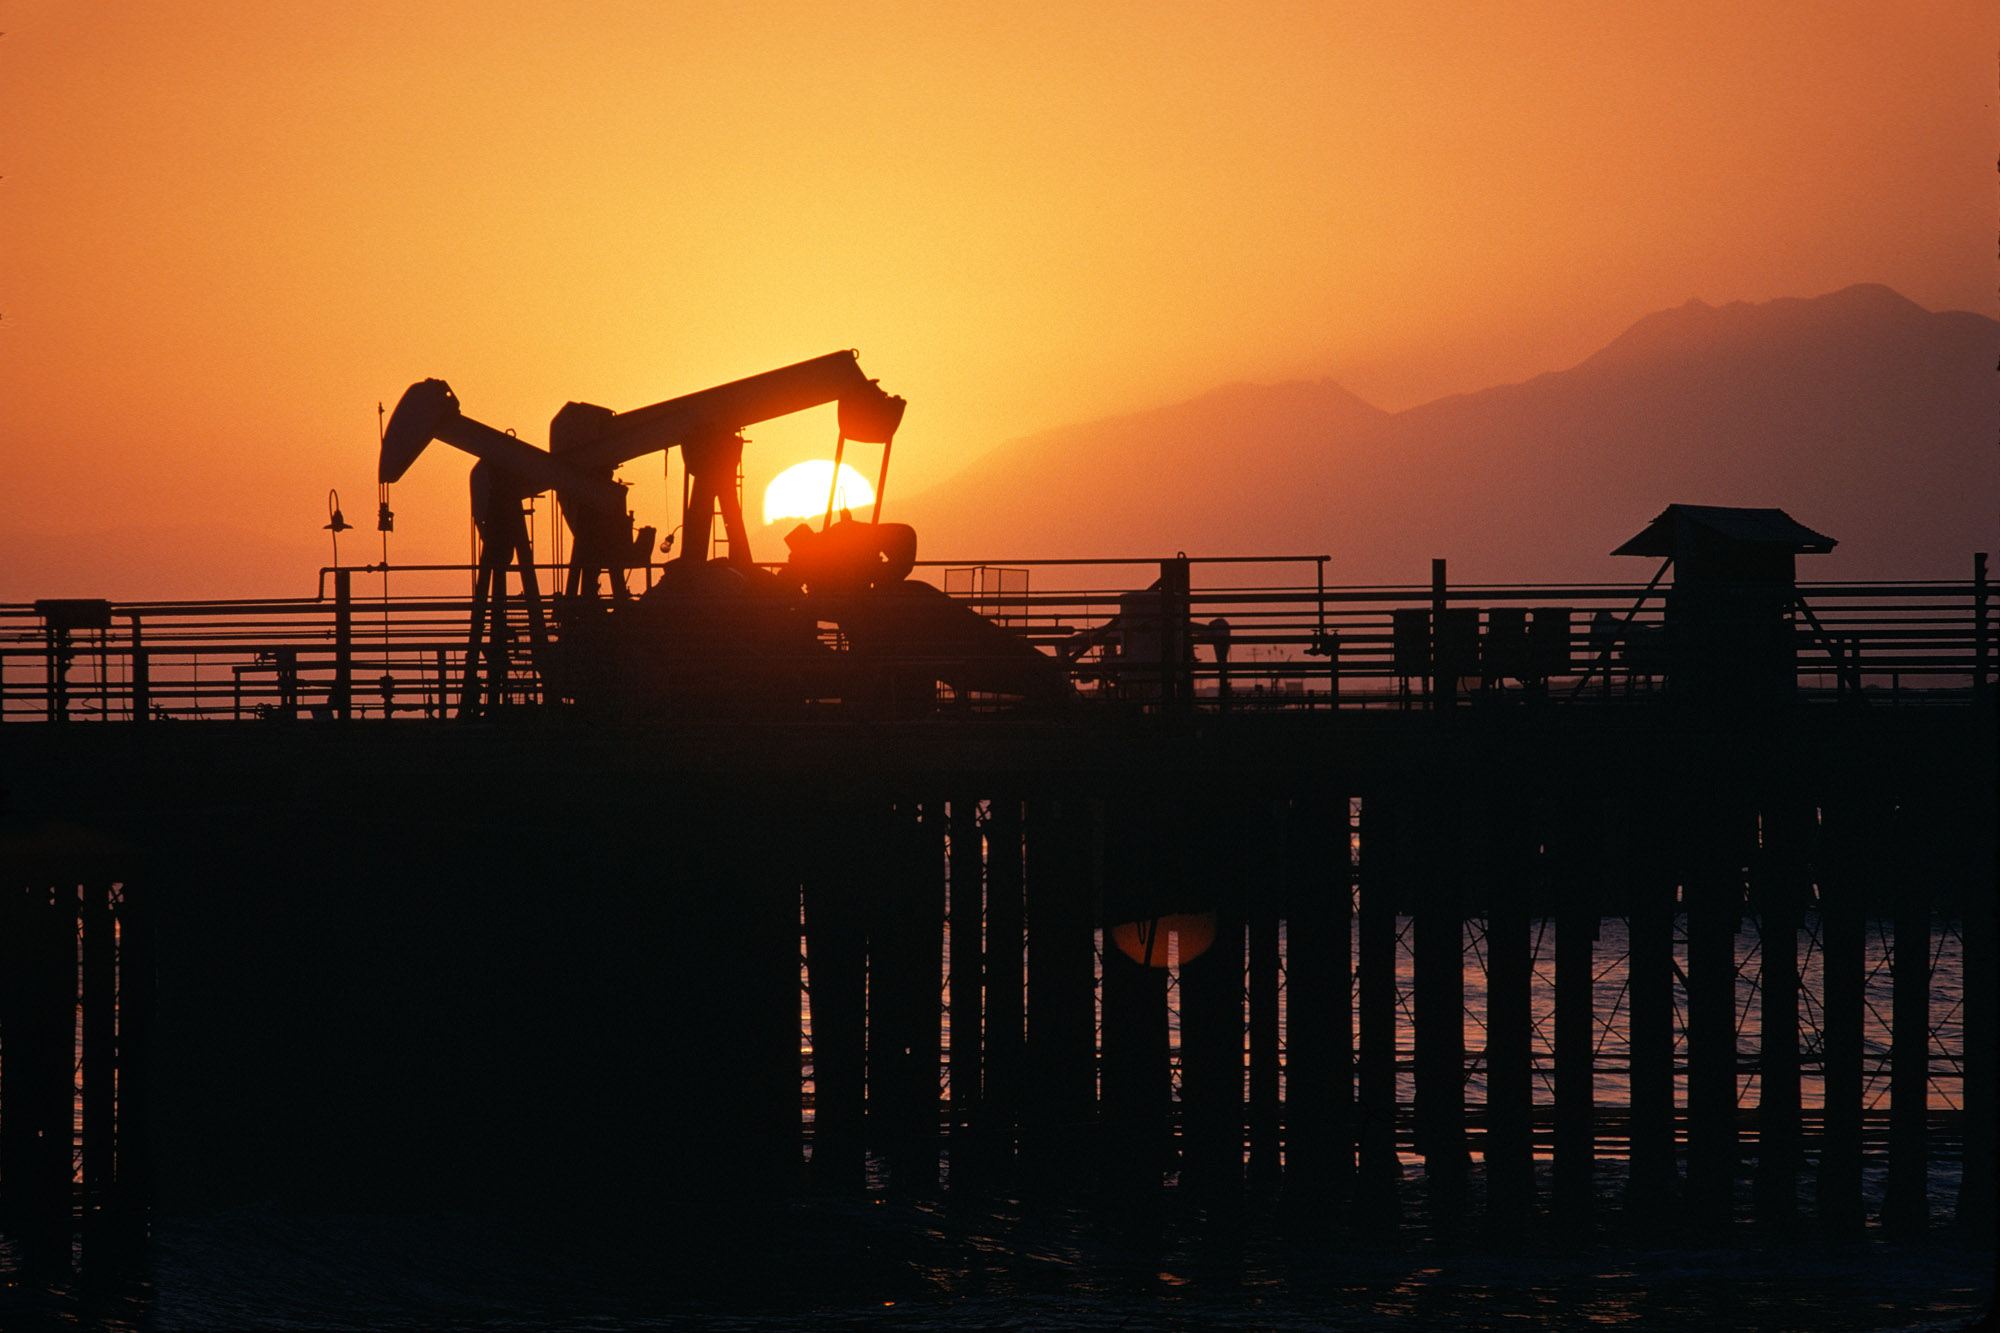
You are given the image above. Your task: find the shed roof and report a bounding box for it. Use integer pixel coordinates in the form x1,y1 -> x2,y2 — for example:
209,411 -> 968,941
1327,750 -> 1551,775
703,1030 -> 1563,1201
1612,504 -> 1837,557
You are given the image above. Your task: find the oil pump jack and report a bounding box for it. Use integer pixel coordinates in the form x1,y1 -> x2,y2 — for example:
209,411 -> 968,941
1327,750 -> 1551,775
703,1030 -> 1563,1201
540,350 -> 908,597
380,350 -> 1062,717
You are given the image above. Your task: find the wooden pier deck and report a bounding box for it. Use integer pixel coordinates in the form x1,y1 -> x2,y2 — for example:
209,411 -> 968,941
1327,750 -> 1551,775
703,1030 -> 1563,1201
1,554 -> 1992,1276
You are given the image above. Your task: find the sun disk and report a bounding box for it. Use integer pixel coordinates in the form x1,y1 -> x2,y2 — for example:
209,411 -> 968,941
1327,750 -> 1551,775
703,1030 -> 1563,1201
763,460 -> 876,526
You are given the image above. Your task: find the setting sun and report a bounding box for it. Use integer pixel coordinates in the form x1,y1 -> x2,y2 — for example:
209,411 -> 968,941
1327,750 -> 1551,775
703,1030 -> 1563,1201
763,460 -> 876,527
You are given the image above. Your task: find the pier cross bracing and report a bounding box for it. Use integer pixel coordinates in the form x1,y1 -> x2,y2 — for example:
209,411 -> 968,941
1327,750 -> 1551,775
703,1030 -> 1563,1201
0,547 -> 1992,1271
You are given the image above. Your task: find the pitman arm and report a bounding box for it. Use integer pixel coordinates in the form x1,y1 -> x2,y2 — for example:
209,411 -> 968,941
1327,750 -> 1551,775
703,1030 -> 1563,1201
548,349 -> 905,474
547,349 -> 905,574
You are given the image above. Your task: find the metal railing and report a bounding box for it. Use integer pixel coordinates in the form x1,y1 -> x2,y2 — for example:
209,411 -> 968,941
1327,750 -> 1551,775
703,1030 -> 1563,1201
3,555 -> 1990,722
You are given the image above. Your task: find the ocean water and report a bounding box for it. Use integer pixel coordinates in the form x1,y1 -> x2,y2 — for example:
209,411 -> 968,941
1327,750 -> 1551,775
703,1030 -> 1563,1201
87,1194 -> 2000,1331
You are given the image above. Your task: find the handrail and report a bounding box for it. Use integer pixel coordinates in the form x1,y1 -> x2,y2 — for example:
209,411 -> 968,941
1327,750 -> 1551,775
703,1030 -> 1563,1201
4,556 -> 1989,723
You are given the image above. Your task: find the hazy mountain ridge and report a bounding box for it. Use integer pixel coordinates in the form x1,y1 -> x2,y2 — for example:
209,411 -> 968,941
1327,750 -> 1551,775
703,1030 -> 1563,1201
1576,283 -> 1933,372
7,287 -> 1989,601
900,378 -> 1389,560
898,285 -> 1999,583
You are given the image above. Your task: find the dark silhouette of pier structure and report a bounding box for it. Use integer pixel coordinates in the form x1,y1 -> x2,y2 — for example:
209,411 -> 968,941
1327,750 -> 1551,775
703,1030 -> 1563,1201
1,512 -> 1992,1281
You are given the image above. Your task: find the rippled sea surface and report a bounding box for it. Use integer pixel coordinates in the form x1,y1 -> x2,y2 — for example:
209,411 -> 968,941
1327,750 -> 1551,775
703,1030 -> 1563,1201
5,1189 -> 1987,1333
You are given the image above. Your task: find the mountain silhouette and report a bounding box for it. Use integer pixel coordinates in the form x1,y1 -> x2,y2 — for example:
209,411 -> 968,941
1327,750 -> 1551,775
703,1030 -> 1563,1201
897,284 -> 1997,584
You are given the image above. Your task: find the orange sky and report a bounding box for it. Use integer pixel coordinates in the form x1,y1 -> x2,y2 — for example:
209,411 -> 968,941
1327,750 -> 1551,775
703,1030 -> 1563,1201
1,2 -> 1992,598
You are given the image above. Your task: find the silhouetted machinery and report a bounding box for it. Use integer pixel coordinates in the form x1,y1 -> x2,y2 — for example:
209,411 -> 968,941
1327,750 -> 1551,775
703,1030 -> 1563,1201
379,351 -> 1064,717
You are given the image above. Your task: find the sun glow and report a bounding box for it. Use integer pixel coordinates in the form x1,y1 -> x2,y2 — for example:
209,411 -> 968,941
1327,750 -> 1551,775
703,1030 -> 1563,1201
763,461 -> 876,526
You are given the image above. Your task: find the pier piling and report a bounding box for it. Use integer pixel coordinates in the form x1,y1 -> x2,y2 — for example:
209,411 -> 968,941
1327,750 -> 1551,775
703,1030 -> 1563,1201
0,879 -> 75,1269
1279,790 -> 1353,1227
946,795 -> 983,1183
1413,785 -> 1468,1222
1684,798 -> 1745,1230
1754,800 -> 1808,1236
1884,803 -> 1930,1238
982,796 -> 1025,1186
804,841 -> 868,1194
872,804 -> 943,1197
1483,794 -> 1536,1234
1623,801 -> 1680,1231
1355,794 -> 1403,1224
1551,801 -> 1598,1233
1021,795 -> 1097,1189
1817,798 -> 1868,1238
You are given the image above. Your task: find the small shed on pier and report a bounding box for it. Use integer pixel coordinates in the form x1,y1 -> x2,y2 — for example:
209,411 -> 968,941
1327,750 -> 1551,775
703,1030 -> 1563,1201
1613,504 -> 1836,705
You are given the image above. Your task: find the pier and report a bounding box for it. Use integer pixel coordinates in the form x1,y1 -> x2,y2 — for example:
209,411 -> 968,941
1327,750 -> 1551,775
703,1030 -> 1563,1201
1,543 -> 1993,1279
